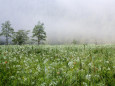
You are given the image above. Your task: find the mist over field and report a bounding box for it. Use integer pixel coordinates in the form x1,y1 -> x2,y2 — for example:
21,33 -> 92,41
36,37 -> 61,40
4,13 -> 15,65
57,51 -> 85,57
0,0 -> 115,44
0,1 -> 115,85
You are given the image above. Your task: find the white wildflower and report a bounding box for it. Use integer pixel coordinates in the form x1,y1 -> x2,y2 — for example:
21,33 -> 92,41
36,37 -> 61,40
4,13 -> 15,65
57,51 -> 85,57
24,77 -> 27,81
88,63 -> 92,67
43,59 -> 48,64
105,61 -> 109,63
107,67 -> 110,70
95,75 -> 100,78
36,65 -> 41,72
10,76 -> 15,79
83,82 -> 87,86
49,81 -> 57,86
77,57 -> 80,62
32,82 -> 35,85
86,74 -> 91,81
29,69 -> 32,73
68,61 -> 74,68
17,71 -> 20,74
40,82 -> 46,86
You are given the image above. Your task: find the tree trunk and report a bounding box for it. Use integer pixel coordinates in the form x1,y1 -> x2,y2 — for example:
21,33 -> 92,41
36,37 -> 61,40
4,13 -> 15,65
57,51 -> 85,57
6,28 -> 9,45
6,36 -> 8,45
38,37 -> 40,45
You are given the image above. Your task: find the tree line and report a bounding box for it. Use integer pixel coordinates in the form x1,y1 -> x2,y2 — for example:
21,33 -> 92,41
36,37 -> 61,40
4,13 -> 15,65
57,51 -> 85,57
0,21 -> 46,45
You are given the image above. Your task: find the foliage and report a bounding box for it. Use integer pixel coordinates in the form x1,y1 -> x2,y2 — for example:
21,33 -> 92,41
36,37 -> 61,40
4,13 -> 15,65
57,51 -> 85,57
12,30 -> 29,45
32,21 -> 46,45
72,40 -> 80,45
0,21 -> 14,45
0,45 -> 115,86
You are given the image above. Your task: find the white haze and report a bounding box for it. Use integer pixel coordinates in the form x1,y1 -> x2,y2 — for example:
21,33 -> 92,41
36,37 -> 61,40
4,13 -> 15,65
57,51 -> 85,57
0,0 -> 115,44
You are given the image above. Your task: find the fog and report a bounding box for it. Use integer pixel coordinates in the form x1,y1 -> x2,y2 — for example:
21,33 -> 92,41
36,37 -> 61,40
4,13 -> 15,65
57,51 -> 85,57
0,0 -> 115,44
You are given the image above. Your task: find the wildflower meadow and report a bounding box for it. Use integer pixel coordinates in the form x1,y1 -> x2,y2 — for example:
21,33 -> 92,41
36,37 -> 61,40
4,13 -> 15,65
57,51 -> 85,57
0,45 -> 115,86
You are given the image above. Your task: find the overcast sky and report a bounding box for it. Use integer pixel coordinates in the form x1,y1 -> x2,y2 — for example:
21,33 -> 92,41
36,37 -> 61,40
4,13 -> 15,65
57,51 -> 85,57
0,0 -> 115,43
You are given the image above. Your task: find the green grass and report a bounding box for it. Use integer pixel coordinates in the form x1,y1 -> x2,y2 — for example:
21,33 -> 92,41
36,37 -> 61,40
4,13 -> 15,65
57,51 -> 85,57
0,45 -> 115,86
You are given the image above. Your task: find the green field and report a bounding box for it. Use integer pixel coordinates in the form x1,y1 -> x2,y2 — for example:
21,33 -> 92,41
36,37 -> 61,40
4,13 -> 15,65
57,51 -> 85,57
0,45 -> 115,86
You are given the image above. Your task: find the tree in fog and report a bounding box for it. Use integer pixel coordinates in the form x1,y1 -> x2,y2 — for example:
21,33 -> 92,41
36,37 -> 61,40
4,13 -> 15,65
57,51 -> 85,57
72,40 -> 80,45
32,21 -> 46,45
0,21 -> 14,45
12,30 -> 29,45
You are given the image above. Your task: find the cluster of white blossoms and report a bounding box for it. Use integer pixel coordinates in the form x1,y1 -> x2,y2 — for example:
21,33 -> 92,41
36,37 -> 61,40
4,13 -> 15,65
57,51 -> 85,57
86,74 -> 91,81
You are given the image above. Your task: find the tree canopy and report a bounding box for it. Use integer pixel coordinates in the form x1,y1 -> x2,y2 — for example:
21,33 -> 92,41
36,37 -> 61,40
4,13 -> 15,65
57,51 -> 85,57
12,30 -> 29,45
0,21 -> 14,45
32,21 -> 46,45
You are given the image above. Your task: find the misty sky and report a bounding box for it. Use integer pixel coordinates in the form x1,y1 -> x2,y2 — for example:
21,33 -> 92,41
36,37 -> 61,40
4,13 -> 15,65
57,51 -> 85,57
0,0 -> 115,43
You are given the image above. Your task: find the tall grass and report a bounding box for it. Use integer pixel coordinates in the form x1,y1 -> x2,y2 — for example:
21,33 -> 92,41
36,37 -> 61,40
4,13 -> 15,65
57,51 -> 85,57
0,45 -> 115,86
